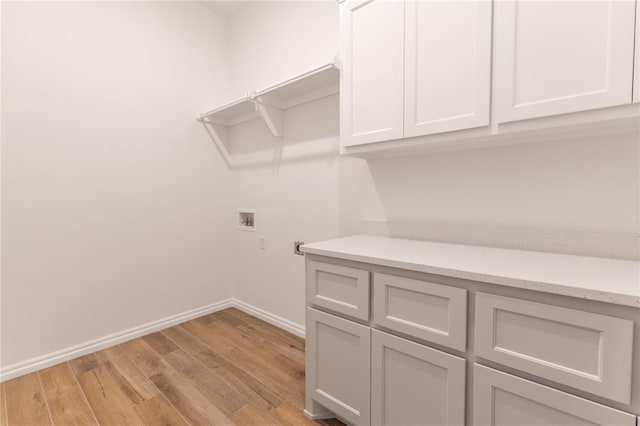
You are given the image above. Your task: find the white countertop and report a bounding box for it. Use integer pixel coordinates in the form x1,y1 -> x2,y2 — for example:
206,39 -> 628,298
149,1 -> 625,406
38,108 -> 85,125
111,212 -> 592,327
301,235 -> 640,308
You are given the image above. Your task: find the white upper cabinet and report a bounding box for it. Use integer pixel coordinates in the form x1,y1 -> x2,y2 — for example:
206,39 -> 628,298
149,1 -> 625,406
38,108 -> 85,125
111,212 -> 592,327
495,0 -> 636,123
340,0 -> 405,147
340,0 -> 492,147
404,0 -> 492,137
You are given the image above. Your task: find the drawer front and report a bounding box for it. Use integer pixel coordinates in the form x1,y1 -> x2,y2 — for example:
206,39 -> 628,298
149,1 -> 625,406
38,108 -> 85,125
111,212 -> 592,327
473,364 -> 636,426
306,259 -> 370,321
475,292 -> 634,404
372,329 -> 465,426
306,308 -> 371,425
373,273 -> 467,351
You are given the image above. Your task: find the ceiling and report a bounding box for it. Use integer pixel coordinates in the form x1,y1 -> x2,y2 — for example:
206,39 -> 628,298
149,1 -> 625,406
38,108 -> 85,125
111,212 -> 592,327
199,1 -> 248,17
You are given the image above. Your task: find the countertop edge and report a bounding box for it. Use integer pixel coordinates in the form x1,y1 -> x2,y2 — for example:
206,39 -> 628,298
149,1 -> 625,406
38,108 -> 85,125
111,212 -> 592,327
301,246 -> 640,309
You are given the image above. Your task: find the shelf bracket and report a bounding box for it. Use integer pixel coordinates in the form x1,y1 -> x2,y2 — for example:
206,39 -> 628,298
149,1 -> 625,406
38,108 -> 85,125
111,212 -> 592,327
253,93 -> 284,138
197,116 -> 232,169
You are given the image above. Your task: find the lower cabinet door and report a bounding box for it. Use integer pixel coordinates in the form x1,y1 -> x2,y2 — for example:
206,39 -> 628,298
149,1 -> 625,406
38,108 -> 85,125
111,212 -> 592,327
371,329 -> 466,426
306,308 -> 371,425
473,364 -> 636,426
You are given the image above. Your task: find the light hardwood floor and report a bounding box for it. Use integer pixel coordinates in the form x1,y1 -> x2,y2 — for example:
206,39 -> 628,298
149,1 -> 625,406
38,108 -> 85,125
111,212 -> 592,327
0,308 -> 343,426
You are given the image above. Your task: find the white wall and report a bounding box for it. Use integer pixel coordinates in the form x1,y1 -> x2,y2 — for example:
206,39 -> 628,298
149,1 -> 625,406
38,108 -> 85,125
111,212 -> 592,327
227,1 -> 357,326
365,132 -> 639,259
227,0 -> 639,329
227,0 -> 339,95
1,1 -> 234,368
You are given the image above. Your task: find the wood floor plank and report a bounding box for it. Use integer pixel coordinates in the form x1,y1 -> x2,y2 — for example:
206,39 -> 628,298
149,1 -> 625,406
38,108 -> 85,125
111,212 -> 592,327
225,314 -> 306,367
150,368 -> 235,425
212,309 -> 247,327
236,322 -> 304,353
181,319 -> 236,353
224,309 -> 304,351
194,348 -> 282,409
230,402 -> 280,426
95,345 -> 159,402
100,358 -> 147,406
76,367 -> 145,425
271,400 -> 319,426
197,312 -> 219,325
205,321 -> 306,392
121,335 -> 237,424
204,320 -> 288,366
4,373 -> 52,426
222,347 -> 304,408
162,326 -> 210,354
271,354 -> 305,382
0,383 -> 8,426
119,339 -> 170,377
163,325 -> 274,409
69,354 -> 99,376
142,332 -> 179,356
133,395 -> 188,426
233,322 -> 306,366
163,350 -> 249,415
39,363 -> 98,426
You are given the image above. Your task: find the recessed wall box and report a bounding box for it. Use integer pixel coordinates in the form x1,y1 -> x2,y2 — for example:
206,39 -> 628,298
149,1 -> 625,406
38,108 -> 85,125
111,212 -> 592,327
238,209 -> 256,232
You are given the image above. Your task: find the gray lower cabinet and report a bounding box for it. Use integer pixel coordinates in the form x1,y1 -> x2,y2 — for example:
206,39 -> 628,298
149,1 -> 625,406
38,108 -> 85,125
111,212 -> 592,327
473,365 -> 637,426
371,329 -> 466,426
304,255 -> 638,425
305,307 -> 371,425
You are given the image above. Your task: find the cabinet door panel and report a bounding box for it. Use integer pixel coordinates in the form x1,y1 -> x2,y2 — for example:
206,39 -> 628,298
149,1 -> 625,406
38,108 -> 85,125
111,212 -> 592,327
306,308 -> 371,425
404,0 -> 491,137
371,330 -> 465,426
340,0 -> 405,147
473,365 -> 636,426
495,0 -> 635,122
475,292 -> 633,404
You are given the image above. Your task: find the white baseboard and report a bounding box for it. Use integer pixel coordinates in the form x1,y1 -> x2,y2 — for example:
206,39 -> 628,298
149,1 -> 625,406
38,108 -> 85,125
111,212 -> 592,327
0,298 -> 234,382
231,299 -> 305,338
0,298 -> 306,383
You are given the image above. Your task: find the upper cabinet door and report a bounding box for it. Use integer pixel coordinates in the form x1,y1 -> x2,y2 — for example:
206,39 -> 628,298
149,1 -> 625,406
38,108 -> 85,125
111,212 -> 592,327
495,0 -> 636,123
404,0 -> 492,137
340,0 -> 405,147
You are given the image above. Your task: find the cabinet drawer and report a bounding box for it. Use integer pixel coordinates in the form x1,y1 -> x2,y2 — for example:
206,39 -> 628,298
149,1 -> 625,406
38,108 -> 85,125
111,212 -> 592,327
372,329 -> 465,426
475,293 -> 633,404
473,364 -> 636,426
306,308 -> 371,425
373,273 -> 467,351
306,259 -> 370,321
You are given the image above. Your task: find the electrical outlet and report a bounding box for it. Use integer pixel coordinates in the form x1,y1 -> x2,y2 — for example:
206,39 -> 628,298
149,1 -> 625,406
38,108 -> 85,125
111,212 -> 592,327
259,235 -> 266,250
294,241 -> 305,256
